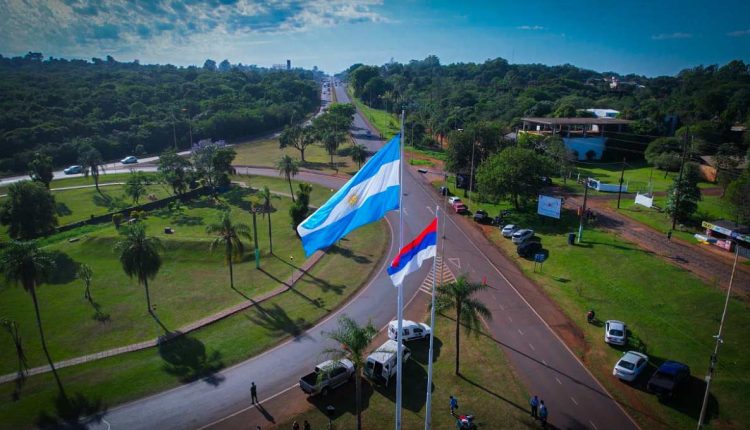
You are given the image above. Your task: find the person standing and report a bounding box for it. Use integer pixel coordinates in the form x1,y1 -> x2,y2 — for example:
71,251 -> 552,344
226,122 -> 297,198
292,421 -> 300,430
539,400 -> 548,428
529,395 -> 539,419
303,420 -> 311,430
251,381 -> 259,404
667,230 -> 673,241
449,395 -> 458,416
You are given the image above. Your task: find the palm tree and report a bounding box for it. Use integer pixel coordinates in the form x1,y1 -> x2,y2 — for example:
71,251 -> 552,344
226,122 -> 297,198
257,186 -> 274,254
79,147 -> 104,193
114,222 -> 163,314
0,241 -> 65,397
350,144 -> 368,169
323,130 -> 346,169
434,276 -> 492,375
277,154 -> 300,202
324,316 -> 377,430
206,211 -> 251,290
77,263 -> 93,301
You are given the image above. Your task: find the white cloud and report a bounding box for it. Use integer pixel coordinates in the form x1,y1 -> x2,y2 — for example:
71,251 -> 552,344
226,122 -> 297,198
726,29 -> 750,37
517,25 -> 544,31
651,32 -> 692,40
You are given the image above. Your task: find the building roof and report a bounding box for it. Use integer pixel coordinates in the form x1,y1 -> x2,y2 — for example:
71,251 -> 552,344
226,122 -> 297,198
699,155 -> 748,170
521,117 -> 632,126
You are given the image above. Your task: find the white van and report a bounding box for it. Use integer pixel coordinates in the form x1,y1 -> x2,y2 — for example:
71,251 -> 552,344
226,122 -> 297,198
364,339 -> 411,386
387,320 -> 430,341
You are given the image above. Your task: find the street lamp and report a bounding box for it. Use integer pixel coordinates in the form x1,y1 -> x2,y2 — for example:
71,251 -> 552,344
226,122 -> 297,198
289,255 -> 295,286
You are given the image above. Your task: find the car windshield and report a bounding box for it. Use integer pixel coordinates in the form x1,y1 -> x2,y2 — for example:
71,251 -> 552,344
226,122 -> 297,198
609,329 -> 624,337
655,371 -> 674,380
618,360 -> 635,370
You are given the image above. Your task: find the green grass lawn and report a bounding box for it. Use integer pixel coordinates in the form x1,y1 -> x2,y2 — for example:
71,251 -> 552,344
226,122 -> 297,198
273,314 -> 533,430
565,162 -> 716,195
0,219 -> 389,430
346,86 -> 401,139
481,206 -> 749,429
231,137 -> 359,176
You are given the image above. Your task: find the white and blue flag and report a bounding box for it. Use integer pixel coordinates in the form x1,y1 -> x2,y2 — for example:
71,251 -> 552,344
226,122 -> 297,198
297,134 -> 401,256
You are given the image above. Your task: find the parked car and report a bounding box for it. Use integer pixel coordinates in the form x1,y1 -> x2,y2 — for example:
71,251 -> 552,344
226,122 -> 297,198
604,320 -> 628,345
121,155 -> 138,164
63,165 -> 82,175
387,320 -> 430,341
364,339 -> 411,386
613,351 -> 649,382
501,224 -> 519,237
511,229 -> 534,244
517,241 -> 542,258
299,359 -> 354,396
448,196 -> 462,205
473,210 -> 489,223
452,202 -> 468,214
439,186 -> 449,196
647,361 -> 690,397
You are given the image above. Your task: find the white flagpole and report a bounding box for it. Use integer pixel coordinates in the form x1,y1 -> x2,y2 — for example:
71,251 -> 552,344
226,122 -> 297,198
425,206 -> 439,430
395,110 -> 405,430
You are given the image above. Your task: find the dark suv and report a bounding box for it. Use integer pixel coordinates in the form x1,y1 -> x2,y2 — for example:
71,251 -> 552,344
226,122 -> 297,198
517,241 -> 542,258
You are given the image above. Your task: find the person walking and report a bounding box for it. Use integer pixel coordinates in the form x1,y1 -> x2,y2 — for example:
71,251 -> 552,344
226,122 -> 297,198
667,230 -> 673,241
449,395 -> 458,416
251,381 -> 259,404
292,421 -> 300,430
529,395 -> 539,419
303,420 -> 311,430
539,400 -> 548,428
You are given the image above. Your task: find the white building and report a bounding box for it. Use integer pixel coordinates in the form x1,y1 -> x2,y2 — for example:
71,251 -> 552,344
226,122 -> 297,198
585,108 -> 620,119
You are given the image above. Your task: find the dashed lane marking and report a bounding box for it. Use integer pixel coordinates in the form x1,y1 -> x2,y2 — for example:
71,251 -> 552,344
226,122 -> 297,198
517,329 -> 524,336
507,316 -> 513,323
590,420 -> 599,430
528,343 -> 535,351
555,377 -> 562,385
570,396 -> 578,406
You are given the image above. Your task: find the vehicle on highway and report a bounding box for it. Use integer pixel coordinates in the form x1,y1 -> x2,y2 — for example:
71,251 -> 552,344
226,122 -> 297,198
604,320 -> 627,345
501,224 -> 519,237
517,241 -> 542,258
613,351 -> 649,381
647,361 -> 690,397
452,202 -> 468,214
299,359 -> 354,396
121,155 -> 138,164
473,210 -> 490,223
448,196 -> 462,205
511,228 -> 534,244
387,320 -> 430,341
63,165 -> 83,175
364,339 -> 410,386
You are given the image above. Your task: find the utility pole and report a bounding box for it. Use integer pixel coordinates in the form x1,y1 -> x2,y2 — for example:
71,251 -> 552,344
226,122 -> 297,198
251,208 -> 260,269
468,137 -> 477,205
697,243 -> 740,429
577,178 -> 590,243
617,157 -> 626,209
672,126 -> 690,230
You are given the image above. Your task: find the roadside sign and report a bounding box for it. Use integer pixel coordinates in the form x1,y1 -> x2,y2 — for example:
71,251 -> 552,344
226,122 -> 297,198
534,253 -> 546,263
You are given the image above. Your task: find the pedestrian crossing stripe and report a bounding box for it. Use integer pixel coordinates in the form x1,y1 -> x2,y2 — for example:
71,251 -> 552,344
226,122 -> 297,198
419,256 -> 456,295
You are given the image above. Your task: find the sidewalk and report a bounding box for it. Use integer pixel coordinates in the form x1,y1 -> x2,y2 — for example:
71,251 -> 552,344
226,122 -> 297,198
0,249 -> 326,385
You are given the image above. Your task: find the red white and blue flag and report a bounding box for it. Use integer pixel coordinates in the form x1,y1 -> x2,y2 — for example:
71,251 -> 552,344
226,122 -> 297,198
388,217 -> 438,287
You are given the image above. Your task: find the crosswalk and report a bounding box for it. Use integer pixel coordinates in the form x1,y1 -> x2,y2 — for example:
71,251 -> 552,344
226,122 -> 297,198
418,256 -> 457,295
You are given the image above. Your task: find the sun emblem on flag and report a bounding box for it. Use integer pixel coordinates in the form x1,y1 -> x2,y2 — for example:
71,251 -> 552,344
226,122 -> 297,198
348,194 -> 359,206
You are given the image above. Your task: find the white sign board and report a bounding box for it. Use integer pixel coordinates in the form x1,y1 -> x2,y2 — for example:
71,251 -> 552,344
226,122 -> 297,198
634,192 -> 653,208
537,195 -> 562,219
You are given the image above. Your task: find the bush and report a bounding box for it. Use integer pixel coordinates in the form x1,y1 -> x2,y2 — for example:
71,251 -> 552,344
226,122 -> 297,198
112,213 -> 124,229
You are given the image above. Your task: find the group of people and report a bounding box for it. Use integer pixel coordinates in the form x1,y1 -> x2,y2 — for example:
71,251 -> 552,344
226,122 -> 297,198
529,395 -> 549,427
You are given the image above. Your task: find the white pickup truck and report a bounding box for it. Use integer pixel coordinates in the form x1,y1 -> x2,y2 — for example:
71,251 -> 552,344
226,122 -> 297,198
299,359 -> 354,396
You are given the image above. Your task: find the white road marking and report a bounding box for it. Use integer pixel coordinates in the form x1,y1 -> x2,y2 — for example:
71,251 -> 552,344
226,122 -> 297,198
507,316 -> 513,323
517,329 -> 524,336
570,396 -> 578,406
555,377 -> 562,385
447,257 -> 461,269
426,206 -> 435,215
528,343 -> 535,351
542,359 -> 548,366
590,420 -> 599,430
498,303 -> 505,311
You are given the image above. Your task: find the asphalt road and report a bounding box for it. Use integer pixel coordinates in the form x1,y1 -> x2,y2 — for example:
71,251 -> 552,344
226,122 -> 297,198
39,79 -> 636,430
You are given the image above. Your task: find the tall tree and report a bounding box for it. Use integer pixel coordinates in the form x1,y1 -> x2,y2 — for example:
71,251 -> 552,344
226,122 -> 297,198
322,130 -> 347,169
289,183 -> 312,235
665,174 -> 702,226
205,211 -> 251,290
78,147 -> 105,193
279,125 -> 315,162
324,316 -> 378,430
0,241 -> 66,397
725,169 -> 750,225
350,144 -> 368,169
114,223 -> 163,314
277,154 -> 300,202
476,146 -> 554,209
158,148 -> 192,196
192,143 -> 237,193
257,186 -> 274,254
28,152 -> 54,188
0,181 -> 58,239
77,263 -> 93,301
714,142 -> 743,196
542,136 -> 575,183
124,171 -> 147,206
434,276 -> 491,375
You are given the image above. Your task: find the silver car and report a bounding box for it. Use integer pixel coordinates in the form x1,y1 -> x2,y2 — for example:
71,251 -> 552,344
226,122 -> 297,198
511,229 -> 534,244
605,320 -> 627,345
501,224 -> 519,237
613,351 -> 648,382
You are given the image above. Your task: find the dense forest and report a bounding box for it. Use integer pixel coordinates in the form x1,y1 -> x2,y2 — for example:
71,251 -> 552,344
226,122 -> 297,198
342,56 -> 750,163
0,53 -> 321,175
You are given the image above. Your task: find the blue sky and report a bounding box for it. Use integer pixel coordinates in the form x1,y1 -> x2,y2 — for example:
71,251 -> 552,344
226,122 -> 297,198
1,0 -> 749,76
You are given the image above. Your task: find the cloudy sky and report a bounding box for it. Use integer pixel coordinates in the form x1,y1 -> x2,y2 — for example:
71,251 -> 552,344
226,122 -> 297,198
1,0 -> 749,76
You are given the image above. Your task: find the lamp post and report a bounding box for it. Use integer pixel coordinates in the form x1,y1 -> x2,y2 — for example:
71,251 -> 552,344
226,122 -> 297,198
289,255 -> 295,286
251,206 -> 260,269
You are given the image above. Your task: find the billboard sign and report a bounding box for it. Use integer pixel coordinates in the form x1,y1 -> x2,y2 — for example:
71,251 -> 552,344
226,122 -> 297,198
537,195 -> 562,219
634,192 -> 653,208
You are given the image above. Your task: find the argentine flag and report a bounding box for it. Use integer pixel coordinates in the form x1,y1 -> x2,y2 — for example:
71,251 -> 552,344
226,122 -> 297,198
297,134 -> 401,256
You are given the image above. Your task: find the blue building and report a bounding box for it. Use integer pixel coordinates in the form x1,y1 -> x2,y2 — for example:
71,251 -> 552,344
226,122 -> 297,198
520,117 -> 632,161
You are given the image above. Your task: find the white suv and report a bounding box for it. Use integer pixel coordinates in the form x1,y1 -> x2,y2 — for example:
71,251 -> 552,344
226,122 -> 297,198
511,229 -> 534,244
387,320 -> 430,341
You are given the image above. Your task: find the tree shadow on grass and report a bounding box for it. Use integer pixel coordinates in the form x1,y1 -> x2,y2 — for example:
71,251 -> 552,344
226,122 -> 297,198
222,187 -> 255,212
408,336 -> 443,365
247,302 -> 312,340
306,376 -> 373,420
158,332 -> 225,386
55,202 -> 72,217
270,254 -> 346,295
88,299 -> 111,323
46,251 -> 78,284
36,392 -> 107,430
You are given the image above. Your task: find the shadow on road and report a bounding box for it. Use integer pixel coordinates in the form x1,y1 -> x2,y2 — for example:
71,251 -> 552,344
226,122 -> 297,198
158,332 -> 225,386
457,374 -> 528,414
36,392 -> 107,430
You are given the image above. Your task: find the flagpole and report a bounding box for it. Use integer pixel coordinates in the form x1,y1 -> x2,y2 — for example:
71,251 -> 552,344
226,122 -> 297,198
425,206 -> 439,430
396,109 -> 405,430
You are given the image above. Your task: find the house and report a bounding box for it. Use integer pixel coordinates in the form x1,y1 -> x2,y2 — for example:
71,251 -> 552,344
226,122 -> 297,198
519,117 -> 632,160
698,155 -> 748,182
